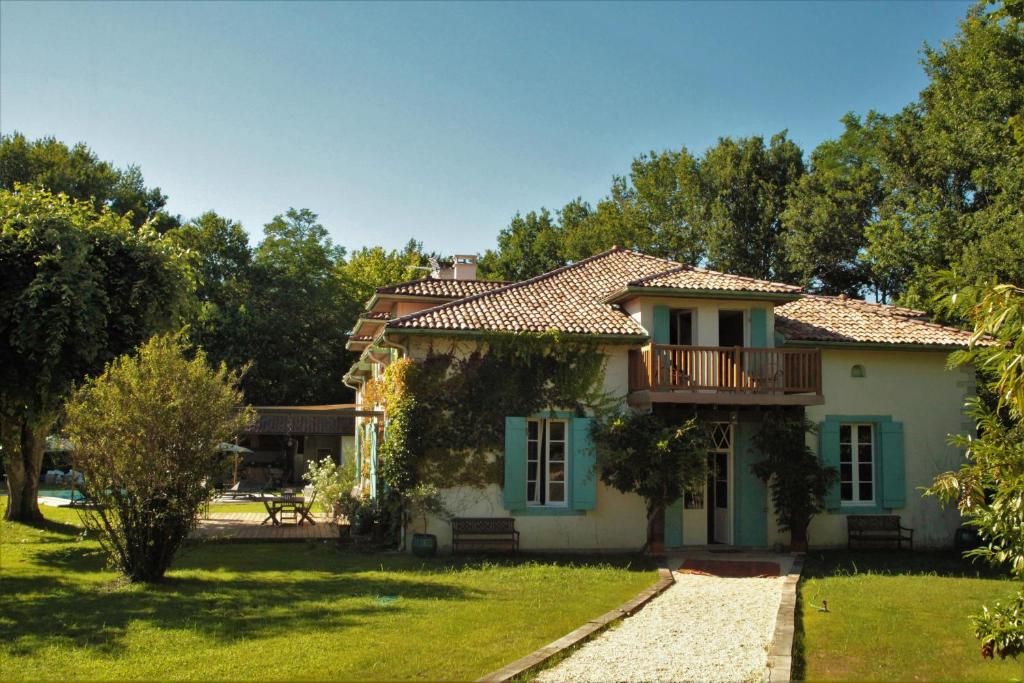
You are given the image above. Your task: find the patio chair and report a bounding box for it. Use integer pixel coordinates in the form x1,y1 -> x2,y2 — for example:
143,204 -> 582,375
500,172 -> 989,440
292,487 -> 318,525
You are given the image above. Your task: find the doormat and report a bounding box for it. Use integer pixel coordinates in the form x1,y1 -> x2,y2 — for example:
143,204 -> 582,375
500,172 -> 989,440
678,559 -> 780,578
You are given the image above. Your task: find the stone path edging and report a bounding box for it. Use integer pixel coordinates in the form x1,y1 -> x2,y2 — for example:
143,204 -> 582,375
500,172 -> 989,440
765,554 -> 804,683
475,562 -> 676,683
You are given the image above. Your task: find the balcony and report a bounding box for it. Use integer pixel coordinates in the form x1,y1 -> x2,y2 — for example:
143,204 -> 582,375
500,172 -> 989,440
628,344 -> 823,406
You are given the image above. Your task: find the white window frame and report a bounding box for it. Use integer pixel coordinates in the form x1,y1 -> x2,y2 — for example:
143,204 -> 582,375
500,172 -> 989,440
526,418 -> 568,508
840,423 -> 875,505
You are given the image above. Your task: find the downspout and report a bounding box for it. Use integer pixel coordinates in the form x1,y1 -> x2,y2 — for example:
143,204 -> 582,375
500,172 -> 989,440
378,330 -> 408,359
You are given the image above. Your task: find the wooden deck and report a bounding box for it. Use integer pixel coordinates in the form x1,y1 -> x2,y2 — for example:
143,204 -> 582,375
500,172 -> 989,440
191,512 -> 341,541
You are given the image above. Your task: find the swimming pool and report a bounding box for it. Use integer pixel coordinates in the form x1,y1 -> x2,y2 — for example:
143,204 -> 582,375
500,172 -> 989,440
39,489 -> 86,502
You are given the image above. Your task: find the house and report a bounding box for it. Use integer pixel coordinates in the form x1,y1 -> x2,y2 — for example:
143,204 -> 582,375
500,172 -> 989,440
344,248 -> 980,551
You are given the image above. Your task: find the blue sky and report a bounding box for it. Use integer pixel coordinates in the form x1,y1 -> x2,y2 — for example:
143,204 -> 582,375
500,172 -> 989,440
1,1 -> 972,256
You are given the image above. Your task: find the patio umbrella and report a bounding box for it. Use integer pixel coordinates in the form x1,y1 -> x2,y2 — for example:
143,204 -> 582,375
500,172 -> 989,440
217,443 -> 254,486
216,442 -> 254,454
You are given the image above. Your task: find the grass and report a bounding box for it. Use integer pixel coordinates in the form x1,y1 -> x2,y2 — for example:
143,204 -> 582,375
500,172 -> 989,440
0,502 -> 657,681
796,550 -> 1022,681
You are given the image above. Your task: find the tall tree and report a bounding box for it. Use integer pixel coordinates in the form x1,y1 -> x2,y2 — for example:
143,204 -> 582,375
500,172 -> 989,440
478,209 -> 565,281
0,133 -> 178,230
244,208 -> 351,405
168,211 -> 254,374
690,132 -> 805,281
783,113 -> 887,297
0,186 -> 188,521
337,239 -> 428,314
866,2 -> 1024,308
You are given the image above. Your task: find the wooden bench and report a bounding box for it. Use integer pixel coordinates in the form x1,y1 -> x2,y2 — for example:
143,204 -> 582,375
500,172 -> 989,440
451,517 -> 519,554
847,515 -> 914,550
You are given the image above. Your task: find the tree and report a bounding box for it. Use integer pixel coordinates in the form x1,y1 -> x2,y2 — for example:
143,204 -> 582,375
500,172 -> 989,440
478,209 -> 565,281
752,412 -> 838,551
64,334 -> 251,582
244,208 -> 351,405
864,2 -> 1024,309
168,211 -> 254,374
593,412 -> 708,551
689,132 -> 804,281
336,239 -> 427,315
0,186 -> 188,522
928,274 -> 1024,658
0,133 -> 178,230
783,113 -> 887,297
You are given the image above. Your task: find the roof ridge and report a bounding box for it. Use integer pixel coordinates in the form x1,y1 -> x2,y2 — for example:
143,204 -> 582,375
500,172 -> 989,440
627,262 -> 802,293
387,246 -> 663,329
795,293 -> 928,318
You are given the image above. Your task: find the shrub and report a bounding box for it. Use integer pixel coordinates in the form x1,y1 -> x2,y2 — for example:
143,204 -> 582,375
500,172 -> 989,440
303,455 -> 357,520
65,334 -> 251,582
752,412 -> 837,551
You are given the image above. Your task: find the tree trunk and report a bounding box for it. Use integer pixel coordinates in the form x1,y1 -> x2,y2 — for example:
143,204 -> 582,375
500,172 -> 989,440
790,522 -> 809,553
1,415 -> 47,523
646,502 -> 667,554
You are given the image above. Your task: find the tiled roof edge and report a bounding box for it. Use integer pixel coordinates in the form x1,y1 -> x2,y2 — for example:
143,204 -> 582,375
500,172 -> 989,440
386,246 -> 680,330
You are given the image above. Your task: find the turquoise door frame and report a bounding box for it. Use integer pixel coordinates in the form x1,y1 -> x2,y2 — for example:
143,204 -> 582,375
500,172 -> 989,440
664,419 -> 768,548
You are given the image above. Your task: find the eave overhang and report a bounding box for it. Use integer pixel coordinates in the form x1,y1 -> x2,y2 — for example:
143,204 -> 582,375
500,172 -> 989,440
603,286 -> 802,305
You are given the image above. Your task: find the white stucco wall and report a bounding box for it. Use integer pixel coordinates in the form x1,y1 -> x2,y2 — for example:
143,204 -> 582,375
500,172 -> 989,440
388,334 -> 975,552
622,296 -> 775,347
767,348 -> 975,549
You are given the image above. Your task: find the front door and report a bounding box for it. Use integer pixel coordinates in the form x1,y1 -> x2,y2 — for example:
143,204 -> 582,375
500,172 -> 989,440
708,422 -> 733,544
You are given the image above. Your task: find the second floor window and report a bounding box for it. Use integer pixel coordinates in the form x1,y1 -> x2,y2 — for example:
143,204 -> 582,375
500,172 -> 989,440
527,419 -> 567,507
840,423 -> 874,504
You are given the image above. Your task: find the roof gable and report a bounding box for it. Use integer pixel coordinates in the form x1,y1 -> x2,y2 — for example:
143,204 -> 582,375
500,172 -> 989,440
626,265 -> 802,296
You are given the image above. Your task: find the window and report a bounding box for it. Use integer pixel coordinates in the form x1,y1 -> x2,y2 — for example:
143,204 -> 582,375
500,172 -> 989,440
709,422 -> 732,509
526,419 -> 567,507
840,423 -> 874,504
669,309 -> 694,345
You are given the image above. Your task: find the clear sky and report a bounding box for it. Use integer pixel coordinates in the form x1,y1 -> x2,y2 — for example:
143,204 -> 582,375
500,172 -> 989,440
1,0 -> 972,256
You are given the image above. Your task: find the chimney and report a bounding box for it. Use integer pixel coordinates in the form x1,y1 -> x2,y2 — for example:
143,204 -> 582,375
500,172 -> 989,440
452,254 -> 477,281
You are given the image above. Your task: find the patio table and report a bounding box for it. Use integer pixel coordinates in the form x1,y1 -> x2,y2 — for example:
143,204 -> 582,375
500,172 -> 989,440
258,495 -> 316,526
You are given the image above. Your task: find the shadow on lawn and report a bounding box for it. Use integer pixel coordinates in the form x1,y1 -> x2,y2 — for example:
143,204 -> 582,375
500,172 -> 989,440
1,563 -> 479,658
801,549 -> 1013,580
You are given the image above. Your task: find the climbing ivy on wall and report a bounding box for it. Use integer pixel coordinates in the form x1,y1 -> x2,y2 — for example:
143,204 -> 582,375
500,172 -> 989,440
370,332 -> 613,494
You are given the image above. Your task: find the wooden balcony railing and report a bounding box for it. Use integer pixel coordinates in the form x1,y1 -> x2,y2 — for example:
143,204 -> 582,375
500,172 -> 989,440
628,344 -> 822,395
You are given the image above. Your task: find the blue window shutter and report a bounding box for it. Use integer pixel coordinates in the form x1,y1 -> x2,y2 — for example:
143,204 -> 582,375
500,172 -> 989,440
503,417 -> 527,510
750,308 -> 768,348
571,417 -> 597,510
819,420 -> 841,511
665,497 -> 684,547
652,305 -> 670,344
880,421 -> 906,509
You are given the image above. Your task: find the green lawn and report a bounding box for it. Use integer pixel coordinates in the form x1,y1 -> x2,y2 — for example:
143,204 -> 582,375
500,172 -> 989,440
797,550 -> 1022,681
0,503 -> 657,681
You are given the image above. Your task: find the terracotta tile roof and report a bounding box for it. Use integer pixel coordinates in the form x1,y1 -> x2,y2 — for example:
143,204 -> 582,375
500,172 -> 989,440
629,265 -> 802,294
775,295 -> 989,347
388,247 -> 679,336
375,277 -> 511,298
348,334 -> 374,343
361,311 -> 391,320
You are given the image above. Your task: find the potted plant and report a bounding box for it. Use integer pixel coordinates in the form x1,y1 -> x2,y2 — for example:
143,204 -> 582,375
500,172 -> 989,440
406,483 -> 446,558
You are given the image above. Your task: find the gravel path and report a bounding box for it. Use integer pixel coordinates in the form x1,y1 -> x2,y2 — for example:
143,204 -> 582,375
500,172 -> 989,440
535,573 -> 783,683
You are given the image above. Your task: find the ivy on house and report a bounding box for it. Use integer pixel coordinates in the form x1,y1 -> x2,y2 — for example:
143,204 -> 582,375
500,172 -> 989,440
368,332 -> 612,496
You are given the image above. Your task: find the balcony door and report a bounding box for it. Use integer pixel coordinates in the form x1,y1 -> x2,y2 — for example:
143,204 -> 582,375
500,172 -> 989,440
669,309 -> 694,346
718,310 -> 745,347
707,422 -> 734,544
